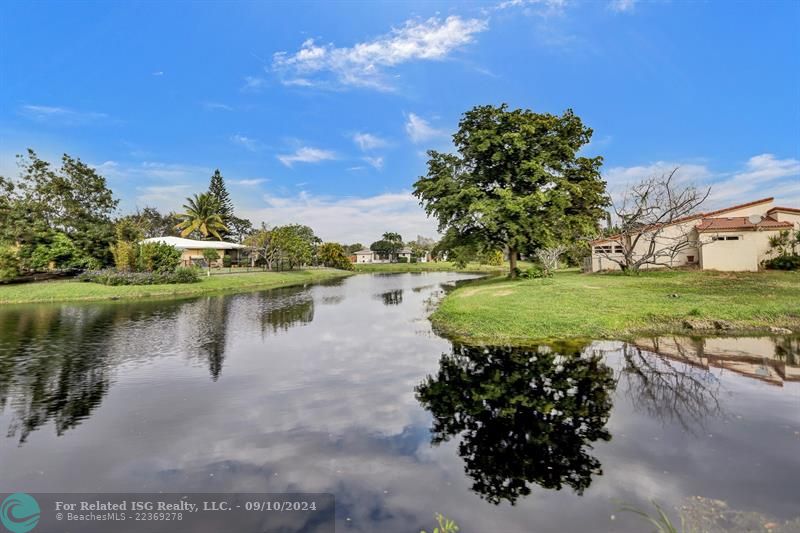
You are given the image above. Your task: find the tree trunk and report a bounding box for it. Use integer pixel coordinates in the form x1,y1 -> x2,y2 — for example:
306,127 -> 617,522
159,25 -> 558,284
508,247 -> 518,278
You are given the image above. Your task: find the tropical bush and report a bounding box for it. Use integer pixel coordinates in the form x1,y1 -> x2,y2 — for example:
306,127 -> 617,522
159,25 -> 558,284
79,266 -> 200,285
222,255 -> 232,267
136,241 -> 182,273
518,265 -> 550,279
397,256 -> 409,263
763,255 -> 800,271
317,242 -> 354,270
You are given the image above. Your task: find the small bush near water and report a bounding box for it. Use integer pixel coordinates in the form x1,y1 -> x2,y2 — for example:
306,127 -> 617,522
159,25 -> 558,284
79,267 -> 200,285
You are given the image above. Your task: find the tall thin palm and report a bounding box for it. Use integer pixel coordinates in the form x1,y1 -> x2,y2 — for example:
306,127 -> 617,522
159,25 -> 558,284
175,193 -> 228,240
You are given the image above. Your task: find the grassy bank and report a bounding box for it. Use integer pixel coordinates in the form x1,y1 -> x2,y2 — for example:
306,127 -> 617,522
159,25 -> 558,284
431,269 -> 800,344
353,261 -> 517,273
0,268 -> 352,304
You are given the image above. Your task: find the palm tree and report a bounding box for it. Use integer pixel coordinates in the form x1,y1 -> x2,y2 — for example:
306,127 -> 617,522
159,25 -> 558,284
175,193 -> 228,240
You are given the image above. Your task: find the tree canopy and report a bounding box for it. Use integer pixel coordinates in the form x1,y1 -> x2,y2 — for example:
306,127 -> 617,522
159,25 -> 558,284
175,193 -> 228,240
413,104 -> 608,276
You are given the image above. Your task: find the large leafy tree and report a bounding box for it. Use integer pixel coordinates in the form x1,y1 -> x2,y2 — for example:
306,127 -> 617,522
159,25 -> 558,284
317,242 -> 354,270
207,169 -> 234,230
413,104 -> 608,277
370,231 -> 404,260
175,193 -> 228,240
1,149 -> 119,268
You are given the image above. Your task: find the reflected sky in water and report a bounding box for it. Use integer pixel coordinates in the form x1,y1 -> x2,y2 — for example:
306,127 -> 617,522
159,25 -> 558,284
0,273 -> 798,532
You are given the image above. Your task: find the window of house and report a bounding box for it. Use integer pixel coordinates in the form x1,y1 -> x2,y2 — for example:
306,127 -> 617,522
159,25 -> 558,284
687,255 -> 695,263
594,245 -> 614,254
711,235 -> 741,241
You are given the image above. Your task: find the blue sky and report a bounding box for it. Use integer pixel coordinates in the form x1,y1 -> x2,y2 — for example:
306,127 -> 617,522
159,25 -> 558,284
1,0 -> 798,243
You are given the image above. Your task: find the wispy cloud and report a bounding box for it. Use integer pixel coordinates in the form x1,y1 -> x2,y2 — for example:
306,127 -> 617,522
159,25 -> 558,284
239,191 -> 438,243
137,184 -> 193,204
363,156 -> 384,170
352,132 -> 387,151
494,0 -> 567,16
140,161 -> 212,180
405,113 -> 446,143
609,0 -> 637,13
272,16 -> 488,90
604,154 -> 800,210
229,178 -> 268,186
277,147 -> 336,167
242,76 -> 267,92
20,104 -> 108,124
202,101 -> 233,111
230,134 -> 261,151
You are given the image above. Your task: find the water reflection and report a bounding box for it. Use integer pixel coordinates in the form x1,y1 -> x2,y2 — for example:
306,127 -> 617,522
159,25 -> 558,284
375,289 -> 404,306
632,335 -> 800,386
618,344 -> 723,432
416,343 -> 615,504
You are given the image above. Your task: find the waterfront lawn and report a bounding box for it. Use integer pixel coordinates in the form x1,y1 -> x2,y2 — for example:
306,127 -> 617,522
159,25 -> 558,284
0,268 -> 352,304
431,269 -> 800,344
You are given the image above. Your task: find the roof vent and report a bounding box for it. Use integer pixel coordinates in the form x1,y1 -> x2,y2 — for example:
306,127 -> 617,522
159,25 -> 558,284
748,214 -> 762,225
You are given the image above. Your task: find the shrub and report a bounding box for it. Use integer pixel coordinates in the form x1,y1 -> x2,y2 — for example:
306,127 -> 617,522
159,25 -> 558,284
136,241 -> 181,273
0,245 -> 21,280
519,265 -> 550,279
763,255 -> 800,271
397,256 -> 409,263
410,257 -> 418,263
79,266 -> 200,285
222,255 -> 232,268
110,240 -> 138,272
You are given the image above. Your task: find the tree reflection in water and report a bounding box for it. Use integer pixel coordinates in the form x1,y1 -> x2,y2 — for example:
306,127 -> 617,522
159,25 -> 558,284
376,289 -> 403,306
619,342 -> 724,432
416,343 -> 615,505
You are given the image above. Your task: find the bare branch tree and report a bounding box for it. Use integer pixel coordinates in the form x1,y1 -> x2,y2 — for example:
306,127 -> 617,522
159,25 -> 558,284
594,168 -> 711,272
535,245 -> 567,275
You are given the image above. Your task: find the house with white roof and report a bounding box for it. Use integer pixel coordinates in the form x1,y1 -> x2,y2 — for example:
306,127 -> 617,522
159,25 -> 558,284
141,236 -> 248,267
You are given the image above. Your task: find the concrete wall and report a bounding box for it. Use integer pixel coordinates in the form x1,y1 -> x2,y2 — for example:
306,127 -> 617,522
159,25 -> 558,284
180,248 -> 226,267
699,230 -> 776,272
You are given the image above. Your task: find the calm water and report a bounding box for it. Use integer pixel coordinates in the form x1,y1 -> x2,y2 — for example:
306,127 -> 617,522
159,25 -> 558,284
0,273 -> 798,532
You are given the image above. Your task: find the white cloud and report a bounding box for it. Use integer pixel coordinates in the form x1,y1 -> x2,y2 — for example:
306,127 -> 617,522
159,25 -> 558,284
363,156 -> 384,170
20,105 -> 108,123
238,191 -> 438,243
609,0 -> 637,12
707,154 -> 800,206
140,161 -> 212,180
495,0 -> 567,16
277,147 -> 336,167
352,132 -> 387,151
603,154 -> 800,211
272,16 -> 488,90
241,76 -> 267,91
405,113 -> 446,143
230,134 -> 261,152
202,101 -> 233,111
136,184 -> 193,204
229,178 -> 268,186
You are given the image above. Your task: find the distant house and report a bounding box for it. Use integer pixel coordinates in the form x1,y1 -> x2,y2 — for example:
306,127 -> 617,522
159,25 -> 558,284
141,236 -> 247,267
352,247 -> 430,264
588,197 -> 800,272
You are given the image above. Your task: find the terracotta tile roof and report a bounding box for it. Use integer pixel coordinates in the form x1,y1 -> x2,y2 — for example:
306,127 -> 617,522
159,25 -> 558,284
767,206 -> 800,215
695,215 -> 792,232
591,197 -> 776,244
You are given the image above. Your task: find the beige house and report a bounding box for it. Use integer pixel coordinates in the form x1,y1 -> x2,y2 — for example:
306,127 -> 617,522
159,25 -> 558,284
141,236 -> 247,267
589,197 -> 800,272
352,247 -> 430,264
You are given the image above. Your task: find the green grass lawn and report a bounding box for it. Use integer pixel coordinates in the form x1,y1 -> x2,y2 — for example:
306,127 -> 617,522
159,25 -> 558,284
0,268 -> 352,304
431,269 -> 800,344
